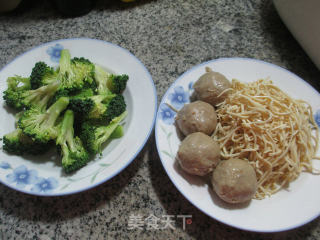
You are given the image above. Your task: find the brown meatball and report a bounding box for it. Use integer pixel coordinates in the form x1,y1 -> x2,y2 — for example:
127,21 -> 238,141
193,67 -> 231,106
212,159 -> 257,204
177,132 -> 220,176
175,100 -> 217,136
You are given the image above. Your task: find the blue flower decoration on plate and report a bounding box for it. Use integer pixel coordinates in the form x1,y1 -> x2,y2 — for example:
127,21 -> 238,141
168,86 -> 189,109
0,161 -> 11,169
6,165 -> 38,189
46,43 -> 64,63
314,109 -> 320,127
31,177 -> 58,193
188,81 -> 194,90
159,103 -> 176,125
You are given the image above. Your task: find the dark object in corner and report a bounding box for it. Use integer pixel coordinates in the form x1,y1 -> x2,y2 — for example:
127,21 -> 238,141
52,0 -> 96,17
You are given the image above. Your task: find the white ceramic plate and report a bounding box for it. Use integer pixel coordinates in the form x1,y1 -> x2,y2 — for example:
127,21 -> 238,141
0,38 -> 157,196
155,58 -> 320,232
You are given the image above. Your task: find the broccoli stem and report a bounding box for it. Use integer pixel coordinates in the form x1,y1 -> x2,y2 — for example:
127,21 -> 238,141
57,110 -> 74,163
23,81 -> 60,110
58,110 -> 75,152
94,64 -> 112,95
59,49 -> 71,75
110,125 -> 124,138
44,97 -> 69,128
59,49 -> 75,82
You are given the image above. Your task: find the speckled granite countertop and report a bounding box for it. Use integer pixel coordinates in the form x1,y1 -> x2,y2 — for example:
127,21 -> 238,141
0,0 -> 320,239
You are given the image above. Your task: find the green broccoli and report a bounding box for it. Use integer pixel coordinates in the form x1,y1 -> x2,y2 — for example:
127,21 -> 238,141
72,87 -> 95,99
50,85 -> 95,105
94,64 -> 112,95
110,125 -> 124,139
2,48 -> 129,174
56,110 -> 89,173
3,75 -> 31,110
107,74 -> 129,94
3,128 -> 51,155
58,49 -> 95,93
80,111 -> 127,155
18,97 -> 69,143
68,94 -> 126,123
21,81 -> 60,111
30,61 -> 58,89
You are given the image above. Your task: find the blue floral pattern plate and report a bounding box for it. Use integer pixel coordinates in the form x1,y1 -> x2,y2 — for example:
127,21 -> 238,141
155,58 -> 320,232
0,38 -> 157,196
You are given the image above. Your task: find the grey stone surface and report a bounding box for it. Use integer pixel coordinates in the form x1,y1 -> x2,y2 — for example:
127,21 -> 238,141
0,0 -> 319,239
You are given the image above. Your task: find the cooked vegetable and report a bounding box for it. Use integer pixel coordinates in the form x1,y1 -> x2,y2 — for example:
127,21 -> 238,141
21,81 -> 60,110
80,111 -> 127,155
94,64 -> 112,95
107,74 -> 129,94
3,75 -> 31,110
18,97 -> 69,143
2,49 -> 128,173
69,94 -> 126,123
58,49 -> 96,93
30,61 -> 58,89
56,110 -> 90,173
3,128 -> 51,155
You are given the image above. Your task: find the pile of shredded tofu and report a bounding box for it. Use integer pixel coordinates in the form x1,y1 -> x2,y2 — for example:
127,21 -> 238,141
212,79 -> 320,199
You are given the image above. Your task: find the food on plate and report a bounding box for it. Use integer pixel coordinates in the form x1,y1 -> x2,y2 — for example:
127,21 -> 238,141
2,49 -> 129,173
94,64 -> 129,95
80,111 -> 127,155
3,128 -> 51,155
56,110 -> 90,173
193,67 -> 231,106
212,78 -> 319,199
212,158 -> 257,203
68,94 -> 126,123
177,132 -> 220,176
18,96 -> 70,143
174,66 -> 319,204
175,100 -> 217,136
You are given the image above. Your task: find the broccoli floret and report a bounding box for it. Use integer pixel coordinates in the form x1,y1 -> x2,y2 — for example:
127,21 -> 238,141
80,111 -> 127,155
3,128 -> 51,155
58,49 -> 95,92
18,97 -> 69,143
107,74 -> 129,94
68,94 -> 126,123
30,62 -> 58,89
68,97 -> 95,117
6,75 -> 31,90
21,81 -> 60,111
94,64 -> 113,95
3,76 -> 31,110
72,87 -> 95,99
103,95 -> 126,122
51,86 -> 95,105
56,110 -> 89,173
50,88 -> 69,104
85,94 -> 116,120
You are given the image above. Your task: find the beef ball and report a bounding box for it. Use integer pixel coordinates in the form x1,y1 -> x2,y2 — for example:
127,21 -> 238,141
177,132 -> 220,176
212,158 -> 257,204
175,100 -> 217,136
193,67 -> 231,106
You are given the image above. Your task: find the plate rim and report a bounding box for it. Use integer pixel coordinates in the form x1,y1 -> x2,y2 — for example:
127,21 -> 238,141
155,57 -> 320,232
0,37 -> 158,197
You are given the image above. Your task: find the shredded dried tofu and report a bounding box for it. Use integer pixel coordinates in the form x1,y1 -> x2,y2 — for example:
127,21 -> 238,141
212,79 -> 320,199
